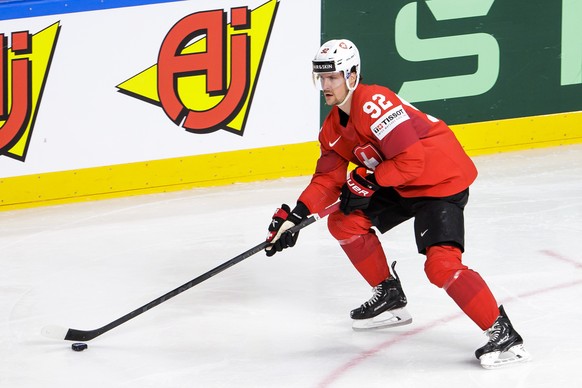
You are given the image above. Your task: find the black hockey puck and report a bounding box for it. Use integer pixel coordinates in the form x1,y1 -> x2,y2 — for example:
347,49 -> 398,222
71,342 -> 88,352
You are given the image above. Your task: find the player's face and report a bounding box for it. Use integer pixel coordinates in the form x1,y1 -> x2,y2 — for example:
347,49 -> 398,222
315,72 -> 349,106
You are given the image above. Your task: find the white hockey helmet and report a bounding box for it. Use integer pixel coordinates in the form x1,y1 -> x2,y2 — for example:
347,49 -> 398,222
312,39 -> 361,91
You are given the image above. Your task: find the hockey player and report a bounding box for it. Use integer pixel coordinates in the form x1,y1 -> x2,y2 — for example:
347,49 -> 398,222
265,39 -> 530,369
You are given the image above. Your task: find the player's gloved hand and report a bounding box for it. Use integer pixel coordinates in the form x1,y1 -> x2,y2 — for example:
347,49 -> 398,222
265,202 -> 309,257
340,167 -> 380,215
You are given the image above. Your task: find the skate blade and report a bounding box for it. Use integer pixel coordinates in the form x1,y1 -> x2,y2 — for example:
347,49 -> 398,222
352,307 -> 413,331
479,344 -> 532,369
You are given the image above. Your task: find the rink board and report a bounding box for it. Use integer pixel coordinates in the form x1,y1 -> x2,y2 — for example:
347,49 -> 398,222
1,0 -> 581,210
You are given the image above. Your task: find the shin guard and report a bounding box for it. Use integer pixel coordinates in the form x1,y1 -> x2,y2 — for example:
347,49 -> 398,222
445,270 -> 499,330
340,233 -> 389,287
426,245 -> 499,330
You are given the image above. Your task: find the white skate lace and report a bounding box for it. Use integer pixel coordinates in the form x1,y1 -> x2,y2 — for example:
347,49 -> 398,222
486,324 -> 500,341
363,284 -> 384,307
486,321 -> 509,344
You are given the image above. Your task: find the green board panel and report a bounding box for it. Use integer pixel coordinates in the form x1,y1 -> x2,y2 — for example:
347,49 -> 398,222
321,0 -> 582,125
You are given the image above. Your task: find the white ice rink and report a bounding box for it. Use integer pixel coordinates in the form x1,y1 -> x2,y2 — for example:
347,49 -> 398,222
1,144 -> 581,388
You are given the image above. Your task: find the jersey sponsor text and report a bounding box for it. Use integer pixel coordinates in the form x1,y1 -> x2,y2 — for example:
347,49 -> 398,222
370,105 -> 409,140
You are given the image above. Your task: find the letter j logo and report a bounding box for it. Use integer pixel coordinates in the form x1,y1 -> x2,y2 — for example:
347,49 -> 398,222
117,0 -> 279,135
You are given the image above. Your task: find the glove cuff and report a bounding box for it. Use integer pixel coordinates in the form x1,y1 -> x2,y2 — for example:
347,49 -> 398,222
288,201 -> 310,224
365,173 -> 378,186
273,204 -> 290,220
352,169 -> 380,192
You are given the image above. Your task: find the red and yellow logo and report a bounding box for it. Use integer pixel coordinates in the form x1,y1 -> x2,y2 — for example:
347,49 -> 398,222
117,0 -> 278,135
0,22 -> 60,161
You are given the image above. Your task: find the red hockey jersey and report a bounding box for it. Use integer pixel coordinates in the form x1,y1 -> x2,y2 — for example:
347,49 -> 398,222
298,84 -> 477,213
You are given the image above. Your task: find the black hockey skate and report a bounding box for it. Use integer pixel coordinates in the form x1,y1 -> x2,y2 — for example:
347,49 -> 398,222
475,305 -> 531,369
351,262 -> 412,330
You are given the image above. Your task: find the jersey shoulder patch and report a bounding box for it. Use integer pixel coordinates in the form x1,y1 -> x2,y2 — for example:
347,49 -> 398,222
370,105 -> 410,140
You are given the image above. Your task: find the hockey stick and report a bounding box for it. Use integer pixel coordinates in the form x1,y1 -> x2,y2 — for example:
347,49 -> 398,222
41,202 -> 340,342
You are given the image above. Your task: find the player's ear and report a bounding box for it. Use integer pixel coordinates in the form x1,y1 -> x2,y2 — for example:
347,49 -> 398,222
348,71 -> 358,88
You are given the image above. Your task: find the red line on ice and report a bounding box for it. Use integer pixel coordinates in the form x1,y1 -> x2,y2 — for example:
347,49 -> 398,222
315,250 -> 582,387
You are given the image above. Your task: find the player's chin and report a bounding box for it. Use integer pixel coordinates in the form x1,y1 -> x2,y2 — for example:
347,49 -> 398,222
324,95 -> 336,105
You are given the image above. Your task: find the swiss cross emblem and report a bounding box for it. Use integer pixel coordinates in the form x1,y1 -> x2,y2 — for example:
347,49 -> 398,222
353,144 -> 383,170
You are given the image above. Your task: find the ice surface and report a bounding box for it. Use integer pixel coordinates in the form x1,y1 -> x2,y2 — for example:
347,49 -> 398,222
1,145 -> 581,388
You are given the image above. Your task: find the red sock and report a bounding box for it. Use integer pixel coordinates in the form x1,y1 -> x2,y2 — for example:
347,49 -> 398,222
445,269 -> 499,330
425,245 -> 499,330
340,233 -> 389,287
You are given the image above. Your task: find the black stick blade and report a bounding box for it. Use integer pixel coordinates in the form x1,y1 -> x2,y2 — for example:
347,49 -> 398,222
41,325 -> 102,342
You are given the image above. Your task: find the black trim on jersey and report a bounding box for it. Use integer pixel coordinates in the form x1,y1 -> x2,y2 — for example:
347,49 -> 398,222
338,108 -> 349,127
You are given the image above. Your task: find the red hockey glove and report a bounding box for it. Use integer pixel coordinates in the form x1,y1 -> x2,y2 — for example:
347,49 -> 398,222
340,167 -> 380,215
265,202 -> 309,257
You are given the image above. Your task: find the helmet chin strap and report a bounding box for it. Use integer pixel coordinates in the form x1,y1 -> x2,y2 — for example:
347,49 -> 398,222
336,76 -> 358,109
337,89 -> 353,108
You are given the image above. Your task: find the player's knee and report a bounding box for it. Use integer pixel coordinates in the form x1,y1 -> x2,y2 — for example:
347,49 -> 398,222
327,211 -> 371,241
424,245 -> 467,288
